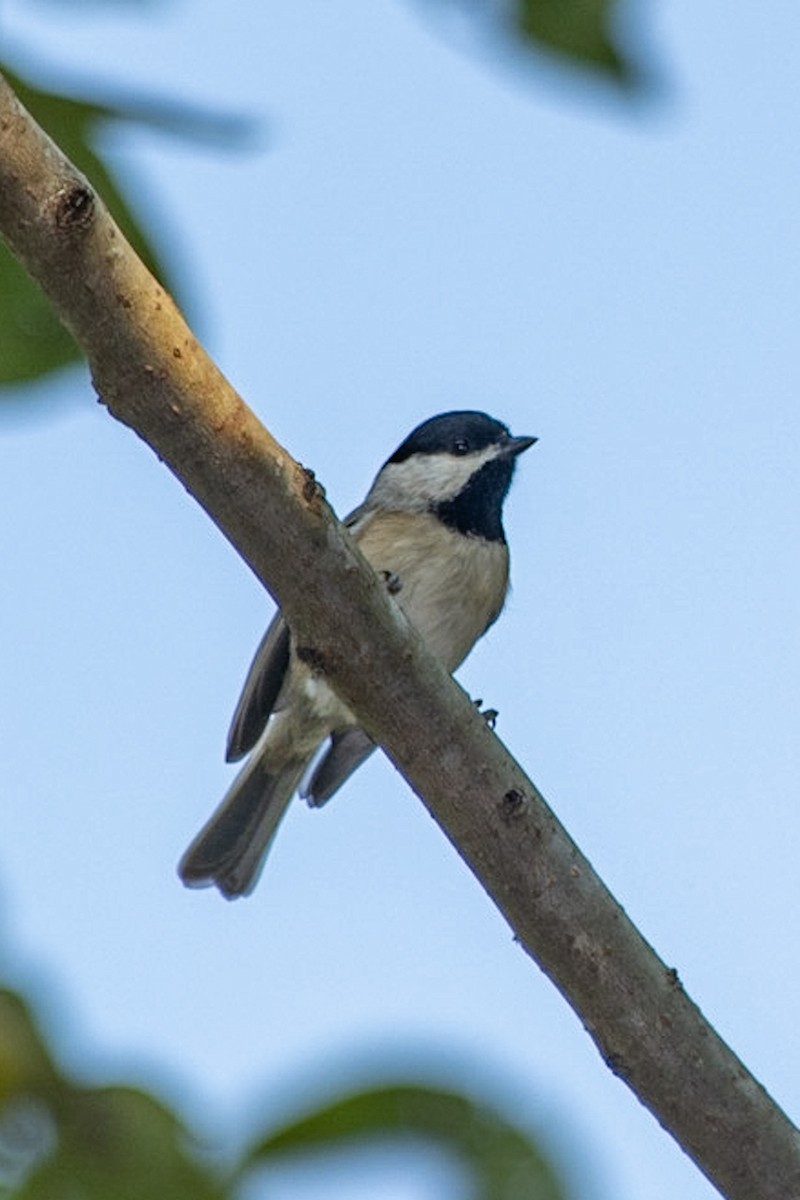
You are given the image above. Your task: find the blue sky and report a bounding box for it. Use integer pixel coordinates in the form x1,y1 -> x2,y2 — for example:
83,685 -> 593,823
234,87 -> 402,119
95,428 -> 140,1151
2,3 -> 800,1197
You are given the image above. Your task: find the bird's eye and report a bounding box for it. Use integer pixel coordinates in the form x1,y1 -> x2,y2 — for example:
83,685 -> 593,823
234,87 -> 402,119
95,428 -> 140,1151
453,438 -> 470,455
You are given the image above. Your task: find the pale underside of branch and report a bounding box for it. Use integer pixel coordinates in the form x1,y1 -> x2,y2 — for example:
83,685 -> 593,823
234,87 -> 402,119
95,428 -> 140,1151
1,71 -> 797,1200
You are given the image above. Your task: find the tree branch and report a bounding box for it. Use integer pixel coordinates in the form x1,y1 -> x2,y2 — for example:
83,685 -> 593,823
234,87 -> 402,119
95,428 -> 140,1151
1,70 -> 797,1200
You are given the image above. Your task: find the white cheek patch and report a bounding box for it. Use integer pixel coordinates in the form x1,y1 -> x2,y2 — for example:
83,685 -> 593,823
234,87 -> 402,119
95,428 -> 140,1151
367,445 -> 499,511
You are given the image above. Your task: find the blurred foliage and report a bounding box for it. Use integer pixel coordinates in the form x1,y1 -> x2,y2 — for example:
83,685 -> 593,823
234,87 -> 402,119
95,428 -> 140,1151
248,1082 -> 568,1199
514,0 -> 636,82
0,0 -> 648,393
0,248 -> 81,387
0,989 -> 224,1200
0,66 -> 252,387
0,985 -> 570,1199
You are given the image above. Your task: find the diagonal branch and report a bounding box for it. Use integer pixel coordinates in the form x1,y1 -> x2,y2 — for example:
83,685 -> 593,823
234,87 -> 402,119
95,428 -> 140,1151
1,70 -> 797,1200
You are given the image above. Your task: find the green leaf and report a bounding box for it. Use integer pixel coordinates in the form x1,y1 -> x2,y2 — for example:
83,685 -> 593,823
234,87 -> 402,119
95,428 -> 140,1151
0,252 -> 83,386
16,1087 -> 225,1200
243,1082 -> 568,1200
0,989 -> 224,1200
0,66 -> 162,387
0,982 -> 574,1199
513,0 -> 639,84
0,991 -> 62,1104
0,64 -> 252,390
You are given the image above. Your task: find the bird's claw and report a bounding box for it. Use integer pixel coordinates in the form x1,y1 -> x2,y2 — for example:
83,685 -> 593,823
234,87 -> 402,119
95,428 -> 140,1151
473,699 -> 499,729
381,570 -> 403,595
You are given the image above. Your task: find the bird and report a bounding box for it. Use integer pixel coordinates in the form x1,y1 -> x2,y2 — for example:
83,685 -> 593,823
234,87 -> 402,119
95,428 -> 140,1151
178,410 -> 535,899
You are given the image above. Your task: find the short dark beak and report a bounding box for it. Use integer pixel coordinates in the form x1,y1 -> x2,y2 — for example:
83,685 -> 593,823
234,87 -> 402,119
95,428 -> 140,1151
505,434 -> 537,457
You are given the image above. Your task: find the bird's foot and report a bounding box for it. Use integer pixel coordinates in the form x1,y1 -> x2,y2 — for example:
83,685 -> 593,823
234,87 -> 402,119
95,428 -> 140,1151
473,698 -> 498,729
381,570 -> 403,595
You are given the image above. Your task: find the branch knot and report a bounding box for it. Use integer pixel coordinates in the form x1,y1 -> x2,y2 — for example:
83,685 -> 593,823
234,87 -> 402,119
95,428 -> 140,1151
52,183 -> 95,231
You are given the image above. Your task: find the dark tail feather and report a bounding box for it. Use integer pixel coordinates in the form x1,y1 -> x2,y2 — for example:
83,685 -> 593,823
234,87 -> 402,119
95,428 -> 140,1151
303,728 -> 376,806
178,755 -> 307,899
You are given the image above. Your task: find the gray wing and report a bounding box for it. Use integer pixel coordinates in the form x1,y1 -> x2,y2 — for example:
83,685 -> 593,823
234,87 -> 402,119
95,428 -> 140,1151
224,504 -> 374,765
297,503 -> 380,800
343,501 -> 373,532
303,728 -> 376,806
226,613 -> 291,762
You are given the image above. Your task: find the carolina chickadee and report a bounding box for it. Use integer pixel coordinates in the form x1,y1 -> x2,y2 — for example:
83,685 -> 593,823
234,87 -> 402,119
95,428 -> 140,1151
178,410 -> 535,899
